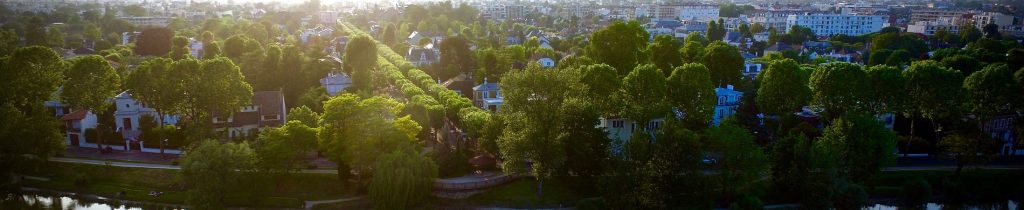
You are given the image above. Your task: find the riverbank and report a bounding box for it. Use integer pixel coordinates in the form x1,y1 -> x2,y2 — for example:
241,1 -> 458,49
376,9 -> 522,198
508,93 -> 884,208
14,162 -> 356,209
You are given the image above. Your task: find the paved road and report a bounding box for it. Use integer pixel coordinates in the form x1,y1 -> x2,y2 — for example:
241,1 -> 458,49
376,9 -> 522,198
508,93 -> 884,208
48,157 -> 339,174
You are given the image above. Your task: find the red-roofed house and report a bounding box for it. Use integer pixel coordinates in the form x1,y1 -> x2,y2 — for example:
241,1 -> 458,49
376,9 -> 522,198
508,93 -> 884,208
62,109 -> 97,147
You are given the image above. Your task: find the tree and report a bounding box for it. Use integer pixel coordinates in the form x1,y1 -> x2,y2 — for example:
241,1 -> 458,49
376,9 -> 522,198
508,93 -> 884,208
620,64 -> 668,128
706,19 -> 726,41
756,59 -> 811,116
685,32 -> 709,46
982,23 -> 1002,39
254,121 -> 318,175
865,65 -> 907,115
24,16 -> 48,47
648,35 -> 683,75
941,55 -> 981,76
705,120 -> 769,198
702,41 -> 744,86
497,65 -> 585,196
963,63 -> 1021,124
817,114 -> 897,183
666,63 -> 716,128
169,36 -> 191,60
127,58 -> 188,153
0,47 -> 67,187
579,64 -> 621,115
938,134 -> 1000,175
288,105 -> 320,127
122,4 -> 148,16
46,27 -> 65,48
885,49 -> 911,67
438,36 -> 475,79
223,34 -> 250,58
134,27 -> 173,56
368,149 -> 438,210
867,49 -> 892,66
680,41 -> 705,64
180,139 -> 256,209
959,22 -> 982,44
809,62 -> 870,118
192,57 -> 253,121
62,55 -> 121,150
344,35 -> 378,92
585,21 -> 649,75
0,29 -> 17,56
319,94 -> 421,183
904,60 -> 964,144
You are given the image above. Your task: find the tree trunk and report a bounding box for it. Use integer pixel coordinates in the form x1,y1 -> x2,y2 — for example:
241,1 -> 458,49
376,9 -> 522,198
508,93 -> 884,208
905,117 -> 915,157
536,176 -> 543,198
158,112 -> 166,154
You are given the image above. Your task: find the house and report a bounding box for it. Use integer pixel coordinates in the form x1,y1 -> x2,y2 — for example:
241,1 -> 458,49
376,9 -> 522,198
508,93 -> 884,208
984,115 -> 1020,155
473,79 -> 503,113
44,87 -> 71,118
532,54 -> 556,68
112,91 -> 180,148
713,85 -> 743,126
407,47 -> 439,67
406,31 -> 444,46
599,117 -> 666,146
743,62 -> 764,78
443,73 -> 475,99
212,91 -> 288,139
62,109 -> 97,148
320,72 -> 353,96
764,42 -> 798,55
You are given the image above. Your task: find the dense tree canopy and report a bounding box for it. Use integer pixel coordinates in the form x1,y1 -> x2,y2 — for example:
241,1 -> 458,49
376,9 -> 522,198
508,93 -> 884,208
666,63 -> 716,128
702,41 -> 744,86
344,35 -> 378,92
817,114 -> 897,183
620,64 -> 668,126
63,55 -> 121,112
648,34 -> 682,75
757,58 -> 810,116
809,62 -> 870,118
585,21 -> 649,75
180,139 -> 256,209
134,27 -> 174,56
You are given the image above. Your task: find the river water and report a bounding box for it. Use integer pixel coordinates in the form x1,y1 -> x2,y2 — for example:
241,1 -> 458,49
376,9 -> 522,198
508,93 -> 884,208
2,193 -> 184,210
866,200 -> 1019,210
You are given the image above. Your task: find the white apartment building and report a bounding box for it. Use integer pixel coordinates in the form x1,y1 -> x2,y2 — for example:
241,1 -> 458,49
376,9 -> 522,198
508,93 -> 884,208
907,20 -> 962,36
119,17 -> 172,27
653,4 -> 719,21
752,9 -> 811,31
786,13 -> 885,36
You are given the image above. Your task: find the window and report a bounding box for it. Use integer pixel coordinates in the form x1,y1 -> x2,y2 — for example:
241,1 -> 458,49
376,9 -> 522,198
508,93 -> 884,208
612,120 -> 624,128
262,115 -> 280,121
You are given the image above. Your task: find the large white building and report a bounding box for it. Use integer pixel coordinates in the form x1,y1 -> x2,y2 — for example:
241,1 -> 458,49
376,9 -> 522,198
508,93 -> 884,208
907,20 -> 962,36
653,4 -> 719,21
786,13 -> 886,36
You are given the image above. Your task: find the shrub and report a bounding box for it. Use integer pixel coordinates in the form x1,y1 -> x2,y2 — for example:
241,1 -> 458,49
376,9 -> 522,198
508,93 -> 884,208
901,177 -> 932,205
729,195 -> 764,210
834,183 -> 868,210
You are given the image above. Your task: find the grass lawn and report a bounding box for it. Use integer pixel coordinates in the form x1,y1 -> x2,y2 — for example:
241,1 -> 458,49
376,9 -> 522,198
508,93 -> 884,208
465,177 -> 596,208
18,162 -> 354,208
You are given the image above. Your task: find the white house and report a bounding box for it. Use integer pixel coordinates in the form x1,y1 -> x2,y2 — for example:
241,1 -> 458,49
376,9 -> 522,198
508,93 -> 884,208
713,85 -> 743,126
112,91 -> 179,143
533,54 -> 555,68
61,109 -> 97,148
473,79 -> 503,113
320,72 -> 353,96
407,47 -> 439,67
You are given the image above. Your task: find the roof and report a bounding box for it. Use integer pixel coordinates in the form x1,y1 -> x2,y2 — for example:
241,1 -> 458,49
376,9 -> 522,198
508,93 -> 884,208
473,81 -> 500,91
253,91 -> 285,117
725,32 -> 743,42
765,43 -> 793,52
62,109 -> 89,121
652,20 -> 684,29
530,54 -> 553,61
407,47 -> 438,61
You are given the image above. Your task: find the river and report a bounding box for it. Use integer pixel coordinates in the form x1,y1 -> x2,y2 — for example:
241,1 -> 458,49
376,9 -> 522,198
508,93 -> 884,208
2,193 -> 184,210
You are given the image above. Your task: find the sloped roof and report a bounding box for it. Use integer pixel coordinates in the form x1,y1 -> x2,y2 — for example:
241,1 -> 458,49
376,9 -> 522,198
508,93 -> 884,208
62,109 -> 89,121
473,81 -> 500,92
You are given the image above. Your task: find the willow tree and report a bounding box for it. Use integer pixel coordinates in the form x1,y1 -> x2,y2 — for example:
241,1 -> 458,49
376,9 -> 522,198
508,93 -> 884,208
368,149 -> 438,210
319,93 -> 422,183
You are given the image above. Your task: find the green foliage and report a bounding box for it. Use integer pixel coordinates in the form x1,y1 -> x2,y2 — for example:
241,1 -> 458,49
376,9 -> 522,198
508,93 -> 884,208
706,18 -> 727,41
756,58 -> 810,116
619,64 -> 668,125
438,36 -> 475,79
319,93 -> 422,180
368,149 -> 438,210
937,134 -> 1000,175
134,27 -> 174,56
46,27 -> 65,48
900,177 -> 931,206
585,21 -> 649,75
601,124 -> 713,209
344,35 -> 378,92
497,65 -> 589,194
809,62 -> 870,118
904,60 -> 964,121
963,63 -> 1021,119
1,46 -> 67,109
818,114 -> 897,183
127,57 -> 187,138
680,41 -> 705,64
870,32 -> 927,61
180,139 -> 256,209
647,35 -> 682,75
705,120 -> 769,197
702,41 -> 744,86
63,55 -> 121,112
288,106 -> 321,127
865,65 -> 907,114
254,121 -> 318,175
941,54 -> 981,77
193,57 -> 253,118
579,64 -> 621,115
666,63 -> 716,128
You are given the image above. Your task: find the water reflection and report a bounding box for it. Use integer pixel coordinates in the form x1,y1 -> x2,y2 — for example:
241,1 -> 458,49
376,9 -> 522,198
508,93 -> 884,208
867,200 -> 1019,210
2,193 -> 184,210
